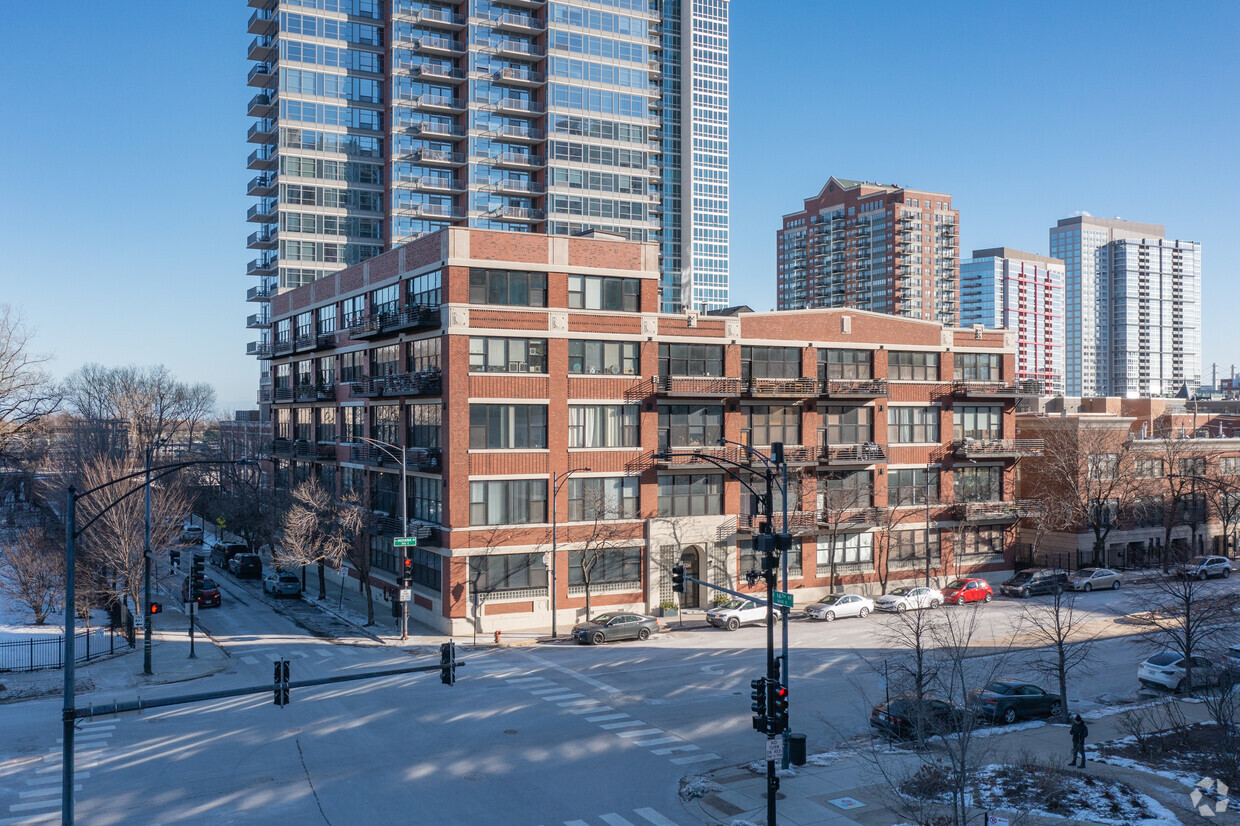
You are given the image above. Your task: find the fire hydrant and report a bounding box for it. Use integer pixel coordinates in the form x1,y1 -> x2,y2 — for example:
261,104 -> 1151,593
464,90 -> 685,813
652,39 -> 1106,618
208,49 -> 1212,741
494,629 -> 502,645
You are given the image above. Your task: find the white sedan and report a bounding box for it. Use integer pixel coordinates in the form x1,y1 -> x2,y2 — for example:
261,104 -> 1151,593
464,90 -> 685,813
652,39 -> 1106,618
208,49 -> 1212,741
875,586 -> 942,613
804,593 -> 874,621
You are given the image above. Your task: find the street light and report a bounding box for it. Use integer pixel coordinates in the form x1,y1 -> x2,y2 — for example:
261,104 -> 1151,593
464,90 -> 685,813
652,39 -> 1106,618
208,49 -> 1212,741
353,436 -> 411,641
550,466 -> 590,639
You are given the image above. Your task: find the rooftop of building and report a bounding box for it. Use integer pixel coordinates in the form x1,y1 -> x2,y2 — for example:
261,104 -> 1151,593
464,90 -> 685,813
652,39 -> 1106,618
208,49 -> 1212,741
968,247 -> 1065,267
1053,214 -> 1165,236
781,176 -> 955,221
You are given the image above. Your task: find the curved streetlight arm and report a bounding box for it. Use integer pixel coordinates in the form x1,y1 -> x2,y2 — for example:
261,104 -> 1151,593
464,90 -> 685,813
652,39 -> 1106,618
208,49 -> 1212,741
717,436 -> 773,471
656,450 -> 775,513
353,435 -> 404,465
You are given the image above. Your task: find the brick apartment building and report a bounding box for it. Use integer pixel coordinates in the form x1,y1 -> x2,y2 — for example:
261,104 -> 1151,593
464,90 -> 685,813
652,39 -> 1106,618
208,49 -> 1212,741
257,227 -> 1038,634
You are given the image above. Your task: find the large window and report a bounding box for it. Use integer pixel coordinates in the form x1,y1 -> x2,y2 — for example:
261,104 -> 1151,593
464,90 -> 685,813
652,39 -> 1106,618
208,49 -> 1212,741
567,275 -> 641,311
407,269 -> 441,307
408,475 -> 441,524
316,407 -> 337,443
891,530 -> 942,565
407,546 -> 441,592
889,468 -> 940,505
816,533 -> 873,566
953,406 -> 1002,441
818,349 -> 872,380
341,406 -> 364,442
341,295 -> 365,327
568,546 -> 642,585
407,402 -> 441,449
470,337 -> 548,373
819,471 -> 872,509
742,346 -> 801,379
658,404 -> 723,448
469,480 -> 548,525
888,406 -> 940,443
295,312 -> 313,340
568,476 -> 640,520
1178,457 -> 1207,477
567,404 -> 639,448
1222,457 -> 1240,475
954,466 -> 1001,502
957,525 -> 1004,556
569,340 -> 639,375
954,353 -> 1001,381
371,284 -> 399,316
294,407 -> 313,441
1131,495 -> 1164,528
889,351 -> 939,381
469,552 -> 548,591
407,337 -> 441,373
469,268 -> 547,307
658,343 -> 723,377
657,473 -> 723,516
275,407 -> 291,440
820,405 -> 872,444
317,357 -> 335,387
340,351 -> 364,382
746,405 -> 800,446
370,404 -> 399,445
317,305 -> 336,334
1087,453 -> 1119,480
1135,459 -> 1164,478
370,345 -> 399,377
470,404 -> 548,449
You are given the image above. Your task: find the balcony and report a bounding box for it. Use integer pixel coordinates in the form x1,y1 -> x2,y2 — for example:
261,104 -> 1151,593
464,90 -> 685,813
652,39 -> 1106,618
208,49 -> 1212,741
413,64 -> 467,85
247,256 -> 278,276
819,443 -> 887,467
247,120 -> 276,143
246,227 -> 278,249
272,336 -> 294,356
487,178 -> 544,196
819,507 -> 887,531
247,174 -> 278,197
654,375 -> 745,397
394,7 -> 466,30
347,305 -> 442,339
482,124 -> 545,143
269,438 -> 294,458
313,333 -> 337,351
246,284 -> 276,302
819,378 -> 889,399
294,383 -> 319,402
489,97 -> 544,116
954,438 -> 1045,459
405,447 -> 443,472
247,35 -> 275,62
246,146 -> 276,170
499,0 -> 547,7
257,386 -> 272,404
736,511 -> 820,537
488,205 -> 545,223
411,121 -> 466,139
488,12 -> 545,33
247,8 -> 276,34
401,94 -> 466,114
246,91 -> 274,118
246,341 -> 273,359
246,313 -> 269,329
956,499 -> 1043,523
294,441 -> 337,460
409,36 -> 465,56
350,371 -> 443,399
400,175 -> 465,193
490,151 -> 546,170
654,445 -> 744,467
411,148 -> 467,167
492,66 -> 546,86
394,203 -> 466,220
747,377 -> 818,399
246,63 -> 275,88
951,379 -> 1044,399
493,39 -> 545,59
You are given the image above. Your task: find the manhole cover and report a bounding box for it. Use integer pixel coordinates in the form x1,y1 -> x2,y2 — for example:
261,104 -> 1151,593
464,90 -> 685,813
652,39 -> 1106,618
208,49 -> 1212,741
504,730 -> 517,735
463,772 -> 485,782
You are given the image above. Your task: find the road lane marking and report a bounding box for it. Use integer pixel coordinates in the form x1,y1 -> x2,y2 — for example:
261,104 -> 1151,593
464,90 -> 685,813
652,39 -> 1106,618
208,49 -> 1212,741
671,753 -> 719,765
568,704 -> 610,714
585,713 -> 628,722
540,693 -> 584,702
521,652 -> 621,694
600,720 -> 647,730
614,728 -> 663,739
650,745 -> 699,755
18,787 -> 78,799
634,808 -> 680,825
529,687 -> 565,695
633,736 -> 681,747
505,677 -> 546,685
600,815 -> 636,826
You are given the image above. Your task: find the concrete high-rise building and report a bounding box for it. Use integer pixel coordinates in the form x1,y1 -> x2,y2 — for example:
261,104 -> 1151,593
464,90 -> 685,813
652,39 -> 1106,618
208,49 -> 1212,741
776,177 -> 960,326
1050,216 -> 1200,397
961,247 -> 1065,395
244,0 -> 729,342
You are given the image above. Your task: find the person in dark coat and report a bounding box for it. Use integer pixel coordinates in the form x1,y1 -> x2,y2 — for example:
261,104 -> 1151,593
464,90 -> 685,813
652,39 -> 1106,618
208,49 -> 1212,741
1070,714 -> 1088,767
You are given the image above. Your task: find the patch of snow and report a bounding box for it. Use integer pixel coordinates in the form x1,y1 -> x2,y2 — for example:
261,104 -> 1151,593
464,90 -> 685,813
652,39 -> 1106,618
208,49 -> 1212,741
970,763 -> 1180,825
677,774 -> 721,801
0,594 -> 110,644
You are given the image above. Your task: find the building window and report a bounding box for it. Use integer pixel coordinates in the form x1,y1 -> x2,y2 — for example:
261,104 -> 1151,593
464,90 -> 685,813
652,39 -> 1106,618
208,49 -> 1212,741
658,404 -> 723,449
568,546 -> 642,585
954,466 -> 1001,502
742,346 -> 801,379
658,343 -> 723,377
568,476 -> 639,521
889,351 -> 939,381
407,337 -> 441,373
295,360 -> 313,389
889,468 -> 940,506
469,480 -> 548,525
1131,495 -> 1164,528
408,475 -> 441,525
341,406 -> 364,442
340,465 -> 363,495
406,402 -> 441,449
567,275 -> 641,312
888,407 -> 940,443
317,305 -> 336,334
371,470 -> 398,515
818,349 -> 873,380
891,530 -> 941,564
567,405 -> 639,448
469,552 -> 547,592
342,295 -> 365,327
819,471 -> 872,509
954,353 -> 1001,381
1178,457 -> 1207,477
816,533 -> 873,566
1135,459 -> 1164,478
470,337 -> 548,373
957,525 -> 1004,556
295,312 -> 313,340
317,357 -> 335,387
657,473 -> 723,516
294,407 -> 313,442
407,269 -> 441,307
1221,457 -> 1240,475
740,537 -> 801,574
746,405 -> 800,446
407,546 -> 442,592
469,404 -> 548,449
316,407 -> 337,443
820,405 -> 872,444
953,406 -> 1002,441
371,345 -> 399,377
340,351 -> 364,382
1087,453 -> 1119,480
370,404 -> 399,445
275,407 -> 291,440
568,340 -> 638,375
469,268 -> 547,307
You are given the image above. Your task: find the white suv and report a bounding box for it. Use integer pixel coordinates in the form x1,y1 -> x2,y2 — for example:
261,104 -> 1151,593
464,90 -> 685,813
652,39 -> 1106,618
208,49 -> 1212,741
1178,556 -> 1233,581
706,598 -> 767,631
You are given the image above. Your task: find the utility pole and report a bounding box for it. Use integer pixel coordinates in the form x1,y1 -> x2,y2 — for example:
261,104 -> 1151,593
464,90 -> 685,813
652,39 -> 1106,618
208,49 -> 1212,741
143,449 -> 154,675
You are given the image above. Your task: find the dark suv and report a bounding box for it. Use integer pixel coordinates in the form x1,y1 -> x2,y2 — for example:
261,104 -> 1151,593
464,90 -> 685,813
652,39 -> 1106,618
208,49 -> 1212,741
210,542 -> 248,569
228,553 -> 263,580
999,568 -> 1068,598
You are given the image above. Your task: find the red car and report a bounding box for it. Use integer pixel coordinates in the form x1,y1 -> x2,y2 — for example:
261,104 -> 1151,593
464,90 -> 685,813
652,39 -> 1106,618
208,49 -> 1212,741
940,578 -> 993,605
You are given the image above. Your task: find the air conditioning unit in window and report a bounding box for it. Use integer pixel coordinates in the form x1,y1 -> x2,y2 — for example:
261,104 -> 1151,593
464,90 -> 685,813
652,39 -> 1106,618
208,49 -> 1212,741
509,361 -> 528,372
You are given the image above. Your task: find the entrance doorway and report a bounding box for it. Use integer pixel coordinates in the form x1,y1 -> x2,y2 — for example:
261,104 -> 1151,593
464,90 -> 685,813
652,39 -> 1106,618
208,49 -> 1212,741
680,546 -> 702,608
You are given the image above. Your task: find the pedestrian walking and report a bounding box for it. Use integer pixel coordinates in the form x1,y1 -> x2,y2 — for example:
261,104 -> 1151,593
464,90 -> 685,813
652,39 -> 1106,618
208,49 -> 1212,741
1070,714 -> 1088,767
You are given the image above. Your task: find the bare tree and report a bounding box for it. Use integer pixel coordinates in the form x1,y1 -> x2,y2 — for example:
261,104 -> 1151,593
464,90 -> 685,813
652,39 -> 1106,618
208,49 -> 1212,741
1144,436 -> 1219,570
0,521 -> 63,624
1020,586 -> 1099,722
277,480 -> 348,601
1201,469 -> 1240,557
199,462 -> 282,559
465,523 -> 548,637
0,305 -> 60,463
1134,573 -> 1239,697
876,606 -> 943,738
335,492 -> 376,625
564,483 -> 642,621
179,382 -> 218,456
816,470 -> 873,592
873,484 -> 925,595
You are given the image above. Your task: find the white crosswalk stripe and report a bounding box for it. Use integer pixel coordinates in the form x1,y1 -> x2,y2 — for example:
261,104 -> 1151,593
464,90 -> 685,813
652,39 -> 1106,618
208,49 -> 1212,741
634,808 -> 680,825
541,810 -> 681,826
599,814 -> 636,826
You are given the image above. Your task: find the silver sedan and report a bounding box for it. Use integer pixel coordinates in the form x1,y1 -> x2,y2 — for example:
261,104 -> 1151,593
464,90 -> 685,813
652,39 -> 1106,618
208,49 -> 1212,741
803,593 -> 874,621
1068,568 -> 1121,592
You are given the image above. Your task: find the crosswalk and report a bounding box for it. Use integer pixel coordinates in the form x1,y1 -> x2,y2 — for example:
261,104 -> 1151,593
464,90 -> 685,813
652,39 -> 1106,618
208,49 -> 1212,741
536,807 -> 683,826
504,675 -> 720,767
1,719 -> 112,825
239,646 -> 320,666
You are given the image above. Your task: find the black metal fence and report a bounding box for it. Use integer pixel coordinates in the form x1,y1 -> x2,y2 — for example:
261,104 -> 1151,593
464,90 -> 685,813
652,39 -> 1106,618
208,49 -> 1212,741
0,626 -> 130,673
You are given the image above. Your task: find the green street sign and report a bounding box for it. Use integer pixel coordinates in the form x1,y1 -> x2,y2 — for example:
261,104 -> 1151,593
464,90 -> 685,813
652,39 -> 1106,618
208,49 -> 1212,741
772,591 -> 794,609
393,537 -> 418,547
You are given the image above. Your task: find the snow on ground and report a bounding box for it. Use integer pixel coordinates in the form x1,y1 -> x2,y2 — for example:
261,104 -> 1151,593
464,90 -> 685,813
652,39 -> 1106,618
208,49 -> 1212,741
0,593 -> 110,644
968,763 -> 1180,825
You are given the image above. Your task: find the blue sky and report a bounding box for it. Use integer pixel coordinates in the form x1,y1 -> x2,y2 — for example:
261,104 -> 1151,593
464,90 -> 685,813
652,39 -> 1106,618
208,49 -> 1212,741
1,1 -> 1236,412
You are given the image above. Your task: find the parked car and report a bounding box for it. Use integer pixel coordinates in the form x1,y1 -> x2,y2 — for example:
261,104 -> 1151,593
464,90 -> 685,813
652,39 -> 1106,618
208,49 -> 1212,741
1138,651 -> 1221,692
969,680 -> 1063,724
803,593 -> 874,621
181,575 -> 222,608
209,542 -> 248,569
179,525 -> 203,545
1178,556 -> 1233,580
999,568 -> 1068,598
263,571 -> 303,599
571,613 -> 658,645
706,598 -> 767,630
870,696 -> 966,740
228,553 -> 263,579
1068,568 -> 1121,592
941,578 -> 994,605
875,586 -> 942,613
1224,645 -> 1240,673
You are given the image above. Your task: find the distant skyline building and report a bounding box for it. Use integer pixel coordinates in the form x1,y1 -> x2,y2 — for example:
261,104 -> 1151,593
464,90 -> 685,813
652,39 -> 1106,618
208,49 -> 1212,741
1050,216 -> 1200,397
961,247 -> 1065,395
776,177 -> 960,327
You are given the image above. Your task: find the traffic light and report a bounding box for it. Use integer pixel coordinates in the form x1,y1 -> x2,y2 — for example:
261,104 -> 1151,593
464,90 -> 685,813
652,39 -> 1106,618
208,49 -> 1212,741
169,548 -> 181,567
147,602 -> 163,616
402,555 -> 413,585
750,677 -> 768,732
190,554 -> 205,599
770,683 -> 789,735
755,533 -> 777,572
440,641 -> 456,686
671,564 -> 685,594
273,659 -> 290,706
770,441 -> 784,466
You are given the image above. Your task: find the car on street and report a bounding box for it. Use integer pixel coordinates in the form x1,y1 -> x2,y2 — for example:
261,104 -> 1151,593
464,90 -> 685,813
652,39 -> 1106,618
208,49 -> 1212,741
874,586 -> 942,613
1224,645 -> 1240,674
940,578 -> 994,605
999,568 -> 1068,598
210,542 -> 249,569
870,695 -> 966,740
803,593 -> 874,621
181,575 -> 222,608
1138,651 -> 1222,692
228,553 -> 263,579
1177,556 -> 1233,580
263,571 -> 303,599
1068,567 -> 1121,592
968,680 -> 1063,724
706,598 -> 767,630
179,525 -> 203,545
571,613 -> 658,645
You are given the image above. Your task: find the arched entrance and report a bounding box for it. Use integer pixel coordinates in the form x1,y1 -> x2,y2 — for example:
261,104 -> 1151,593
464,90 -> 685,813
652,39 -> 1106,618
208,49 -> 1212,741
680,546 -> 703,608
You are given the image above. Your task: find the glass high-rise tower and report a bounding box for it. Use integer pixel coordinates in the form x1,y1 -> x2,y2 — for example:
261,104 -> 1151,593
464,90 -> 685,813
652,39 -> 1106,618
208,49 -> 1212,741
244,0 -> 728,340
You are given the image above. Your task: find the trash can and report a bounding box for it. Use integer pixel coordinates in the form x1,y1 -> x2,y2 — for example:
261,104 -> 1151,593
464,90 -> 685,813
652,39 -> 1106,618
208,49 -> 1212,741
789,732 -> 807,766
